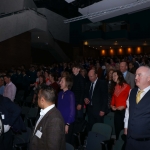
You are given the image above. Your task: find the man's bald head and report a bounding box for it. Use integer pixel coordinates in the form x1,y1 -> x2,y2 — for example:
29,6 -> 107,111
88,69 -> 98,83
135,66 -> 150,90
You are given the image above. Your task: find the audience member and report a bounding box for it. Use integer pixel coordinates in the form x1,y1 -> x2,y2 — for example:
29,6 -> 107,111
16,69 -> 23,91
30,85 -> 65,150
128,62 -> 136,74
124,66 -> 150,150
22,69 -> 30,96
84,69 -> 108,131
0,95 -> 25,150
44,70 -> 51,85
110,70 -> 130,140
57,76 -> 75,144
95,62 -> 102,78
3,74 -> 16,101
33,75 -> 46,105
106,69 -> 114,113
72,64 -> 85,119
120,62 -> 135,89
49,72 -> 59,106
80,68 -> 89,85
29,66 -> 37,84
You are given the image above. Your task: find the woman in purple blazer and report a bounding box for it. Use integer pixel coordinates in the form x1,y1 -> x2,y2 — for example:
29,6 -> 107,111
57,75 -> 75,144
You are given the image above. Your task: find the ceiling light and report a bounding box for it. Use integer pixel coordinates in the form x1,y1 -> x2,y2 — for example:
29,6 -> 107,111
38,36 -> 39,39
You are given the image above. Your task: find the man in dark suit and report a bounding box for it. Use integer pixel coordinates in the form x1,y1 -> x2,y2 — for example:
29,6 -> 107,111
124,66 -> 150,150
84,69 -> 108,131
0,95 -> 26,150
30,85 -> 65,150
120,62 -> 135,89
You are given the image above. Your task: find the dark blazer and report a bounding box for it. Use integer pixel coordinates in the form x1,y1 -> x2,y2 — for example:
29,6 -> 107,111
71,73 -> 85,105
22,74 -> 30,91
0,95 -> 26,132
84,79 -> 108,115
100,69 -> 107,80
125,71 -> 135,89
30,107 -> 66,150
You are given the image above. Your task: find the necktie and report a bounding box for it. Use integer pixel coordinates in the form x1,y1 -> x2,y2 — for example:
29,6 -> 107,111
89,83 -> 94,105
136,90 -> 143,104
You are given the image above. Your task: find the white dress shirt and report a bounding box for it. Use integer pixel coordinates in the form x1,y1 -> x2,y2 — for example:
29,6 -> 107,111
3,82 -> 16,101
4,125 -> 10,133
34,104 -> 55,134
90,78 -> 98,94
124,86 -> 150,128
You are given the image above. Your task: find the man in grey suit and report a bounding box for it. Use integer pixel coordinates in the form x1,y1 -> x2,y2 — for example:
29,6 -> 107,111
30,86 -> 65,150
120,62 -> 135,89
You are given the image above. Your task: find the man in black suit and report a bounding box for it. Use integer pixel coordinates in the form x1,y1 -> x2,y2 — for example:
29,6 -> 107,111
0,95 -> 26,150
84,69 -> 108,131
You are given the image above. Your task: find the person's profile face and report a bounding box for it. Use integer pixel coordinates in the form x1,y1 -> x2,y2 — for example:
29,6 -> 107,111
135,68 -> 149,88
88,71 -> 97,83
4,77 -> 10,84
72,67 -> 80,75
112,72 -> 119,83
119,62 -> 127,73
59,77 -> 67,90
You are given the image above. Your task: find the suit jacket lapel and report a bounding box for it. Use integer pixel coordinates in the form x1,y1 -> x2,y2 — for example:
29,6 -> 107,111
32,107 -> 55,137
92,79 -> 99,96
125,72 -> 129,81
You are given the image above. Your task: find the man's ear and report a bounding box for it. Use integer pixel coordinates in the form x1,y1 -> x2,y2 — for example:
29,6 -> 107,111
40,96 -> 45,104
148,76 -> 150,82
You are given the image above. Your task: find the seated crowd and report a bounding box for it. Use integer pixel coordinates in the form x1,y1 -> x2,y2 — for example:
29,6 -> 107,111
0,53 -> 150,150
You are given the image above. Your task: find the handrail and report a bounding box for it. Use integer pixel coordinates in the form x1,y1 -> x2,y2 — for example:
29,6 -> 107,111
0,8 -> 47,19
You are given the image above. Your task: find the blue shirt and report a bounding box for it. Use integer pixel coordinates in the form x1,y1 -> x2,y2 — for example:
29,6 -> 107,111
0,85 -> 5,95
57,90 -> 75,124
123,71 -> 127,78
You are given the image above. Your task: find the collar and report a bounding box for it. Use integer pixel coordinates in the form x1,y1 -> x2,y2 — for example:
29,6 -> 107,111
123,71 -> 128,77
92,78 -> 98,84
138,86 -> 150,93
6,82 -> 12,86
40,104 -> 55,116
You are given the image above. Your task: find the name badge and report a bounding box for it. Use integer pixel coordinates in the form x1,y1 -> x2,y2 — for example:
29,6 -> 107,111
35,130 -> 42,138
1,114 -> 4,119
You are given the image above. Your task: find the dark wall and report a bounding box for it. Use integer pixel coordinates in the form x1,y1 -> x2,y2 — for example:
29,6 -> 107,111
31,47 -> 56,65
55,39 -> 73,60
0,32 -> 32,71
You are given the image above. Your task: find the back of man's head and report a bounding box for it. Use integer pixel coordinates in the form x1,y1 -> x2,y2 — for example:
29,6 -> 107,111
39,85 -> 56,104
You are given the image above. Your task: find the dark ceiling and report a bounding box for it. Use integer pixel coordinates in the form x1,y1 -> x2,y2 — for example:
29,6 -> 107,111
34,0 -> 103,18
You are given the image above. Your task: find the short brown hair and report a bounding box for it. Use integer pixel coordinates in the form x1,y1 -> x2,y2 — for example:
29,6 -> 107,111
72,63 -> 81,69
63,75 -> 73,90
